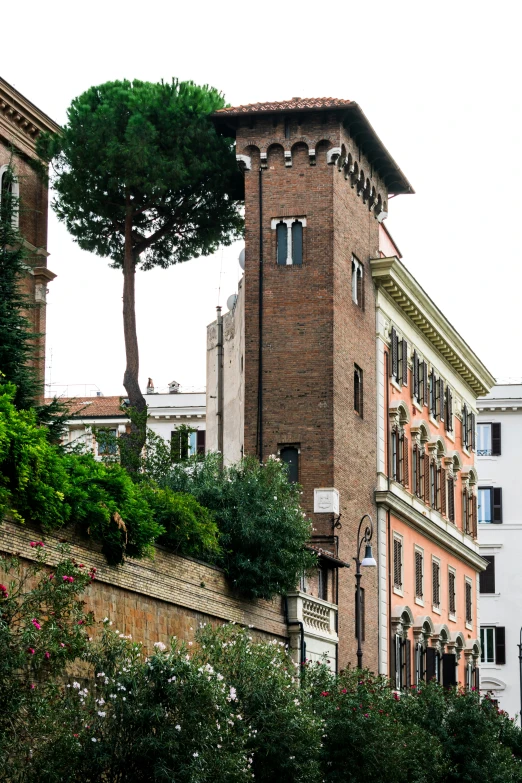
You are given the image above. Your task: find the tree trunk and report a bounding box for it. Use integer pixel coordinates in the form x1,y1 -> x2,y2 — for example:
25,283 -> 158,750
121,192 -> 146,474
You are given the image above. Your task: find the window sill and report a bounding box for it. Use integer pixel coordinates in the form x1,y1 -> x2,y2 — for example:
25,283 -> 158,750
412,398 -> 424,414
429,415 -> 439,429
480,592 -> 501,597
465,622 -> 473,631
432,605 -> 441,615
462,447 -> 470,458
415,597 -> 424,607
391,378 -> 402,393
449,613 -> 457,623
445,428 -> 455,443
393,586 -> 404,597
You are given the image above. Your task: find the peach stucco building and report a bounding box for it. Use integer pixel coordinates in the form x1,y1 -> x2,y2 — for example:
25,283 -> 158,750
373,232 -> 495,688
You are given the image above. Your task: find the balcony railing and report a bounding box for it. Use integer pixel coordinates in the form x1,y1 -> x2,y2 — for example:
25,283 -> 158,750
286,591 -> 338,669
477,449 -> 492,457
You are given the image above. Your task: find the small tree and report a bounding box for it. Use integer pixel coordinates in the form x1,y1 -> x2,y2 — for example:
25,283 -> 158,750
38,79 -> 243,467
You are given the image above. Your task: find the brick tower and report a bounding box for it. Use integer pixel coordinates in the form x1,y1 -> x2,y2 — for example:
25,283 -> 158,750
213,98 -> 412,670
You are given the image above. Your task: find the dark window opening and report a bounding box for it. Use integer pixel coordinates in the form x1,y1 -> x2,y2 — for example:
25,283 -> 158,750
465,581 -> 472,624
449,570 -> 456,615
279,445 -> 299,483
291,220 -> 303,265
276,221 -> 287,265
354,365 -> 363,416
480,555 -> 495,594
318,565 -> 328,601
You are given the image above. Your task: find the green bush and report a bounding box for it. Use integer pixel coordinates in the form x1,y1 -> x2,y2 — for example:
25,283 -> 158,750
142,484 -> 220,559
64,454 -> 164,565
0,384 -> 70,528
166,453 -> 317,599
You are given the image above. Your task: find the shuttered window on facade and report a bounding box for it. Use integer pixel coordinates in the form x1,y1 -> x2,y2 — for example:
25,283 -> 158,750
480,556 -> 495,594
465,580 -> 472,624
393,537 -> 403,589
415,550 -> 423,599
432,560 -> 441,608
448,475 -> 455,522
448,570 -> 456,615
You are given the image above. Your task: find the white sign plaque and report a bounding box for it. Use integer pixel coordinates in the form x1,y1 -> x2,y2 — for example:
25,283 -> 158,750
313,488 -> 340,515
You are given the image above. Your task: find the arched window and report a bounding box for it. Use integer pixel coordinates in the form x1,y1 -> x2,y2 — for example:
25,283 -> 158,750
273,217 -> 306,266
276,221 -> 287,265
291,220 -> 303,265
279,445 -> 299,483
0,164 -> 19,228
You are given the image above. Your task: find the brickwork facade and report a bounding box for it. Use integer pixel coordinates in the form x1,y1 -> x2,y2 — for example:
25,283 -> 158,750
0,76 -> 59,392
231,108 -> 392,671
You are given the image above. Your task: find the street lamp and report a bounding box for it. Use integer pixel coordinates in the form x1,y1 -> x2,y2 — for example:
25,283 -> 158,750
518,627 -> 522,725
355,513 -> 377,669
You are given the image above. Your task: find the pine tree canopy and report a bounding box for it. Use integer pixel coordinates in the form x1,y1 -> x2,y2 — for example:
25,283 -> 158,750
38,79 -> 244,269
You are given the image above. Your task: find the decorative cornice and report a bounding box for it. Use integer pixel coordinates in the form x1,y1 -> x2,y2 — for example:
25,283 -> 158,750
0,77 -> 61,159
371,257 -> 495,397
375,488 -> 487,572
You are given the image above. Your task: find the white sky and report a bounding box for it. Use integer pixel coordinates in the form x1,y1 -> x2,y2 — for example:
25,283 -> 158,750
4,1 -> 521,395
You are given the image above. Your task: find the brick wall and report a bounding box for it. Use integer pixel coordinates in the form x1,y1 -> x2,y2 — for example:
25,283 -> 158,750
238,111 -> 387,670
0,520 -> 287,650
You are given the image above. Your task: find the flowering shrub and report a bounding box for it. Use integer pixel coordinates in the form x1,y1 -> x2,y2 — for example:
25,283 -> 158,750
166,453 -> 317,598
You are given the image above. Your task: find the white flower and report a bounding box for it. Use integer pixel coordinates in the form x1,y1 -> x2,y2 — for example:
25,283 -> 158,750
91,738 -> 97,743
98,711 -> 106,717
72,682 -> 81,689
175,724 -> 181,731
228,687 -> 237,701
193,752 -> 199,758
154,641 -> 167,651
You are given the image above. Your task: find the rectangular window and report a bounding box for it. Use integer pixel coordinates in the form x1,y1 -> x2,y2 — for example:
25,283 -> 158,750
351,256 -> 364,307
478,487 -> 503,524
429,370 -> 437,418
415,549 -> 424,600
171,428 -> 190,462
480,626 -> 496,663
278,444 -> 300,483
445,387 -> 454,432
96,428 -> 118,456
393,536 -> 403,590
318,565 -> 328,601
430,461 -> 437,508
432,559 -> 441,609
400,339 -> 408,386
390,327 -> 399,382
477,423 -> 501,456
196,429 -> 206,455
448,569 -> 456,616
465,579 -> 472,625
448,475 -> 455,522
480,555 -> 495,594
354,365 -> 363,416
412,350 -> 420,402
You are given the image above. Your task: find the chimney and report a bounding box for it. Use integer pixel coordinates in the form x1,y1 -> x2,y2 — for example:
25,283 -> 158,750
147,378 -> 154,394
168,380 -> 180,394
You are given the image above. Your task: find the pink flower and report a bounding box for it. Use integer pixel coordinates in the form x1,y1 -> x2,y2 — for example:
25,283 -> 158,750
30,541 -> 37,547
30,684 -> 35,690
30,541 -> 44,548
77,620 -> 84,625
27,647 -> 35,655
62,575 -> 74,583
60,643 -> 65,648
0,584 -> 8,598
44,652 -> 50,659
31,619 -> 41,630
321,691 -> 329,697
49,574 -> 55,580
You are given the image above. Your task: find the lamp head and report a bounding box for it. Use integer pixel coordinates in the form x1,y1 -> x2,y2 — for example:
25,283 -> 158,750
361,543 -> 377,567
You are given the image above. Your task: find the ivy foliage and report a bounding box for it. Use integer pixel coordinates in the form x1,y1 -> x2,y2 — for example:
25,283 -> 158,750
166,453 -> 317,599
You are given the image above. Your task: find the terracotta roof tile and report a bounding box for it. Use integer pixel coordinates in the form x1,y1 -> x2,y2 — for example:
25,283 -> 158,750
215,97 -> 354,116
45,396 -> 127,419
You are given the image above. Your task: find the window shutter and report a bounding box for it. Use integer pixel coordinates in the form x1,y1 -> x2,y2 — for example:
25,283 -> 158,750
492,423 -> 501,456
422,362 -> 429,406
465,581 -> 472,623
426,647 -> 437,681
471,412 -> 476,451
480,555 -> 495,594
401,339 -> 408,386
405,639 -> 411,689
449,571 -> 456,614
402,434 -> 409,487
472,494 -> 477,537
448,388 -> 453,431
495,627 -> 506,665
442,653 -> 457,688
412,350 -> 418,399
424,454 -> 430,501
439,378 -> 445,421
393,538 -> 402,588
448,476 -> 455,522
493,488 -> 503,523
415,551 -> 423,598
462,404 -> 468,449
292,220 -> 303,265
432,561 -> 440,606
276,221 -> 287,265
391,328 -> 398,378
441,468 -> 447,516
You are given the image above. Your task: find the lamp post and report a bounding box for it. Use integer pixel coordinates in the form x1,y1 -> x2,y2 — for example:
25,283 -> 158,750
355,513 -> 377,669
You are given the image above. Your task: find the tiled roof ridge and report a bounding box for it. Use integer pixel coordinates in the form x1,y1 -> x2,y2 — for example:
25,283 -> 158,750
216,97 -> 354,115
